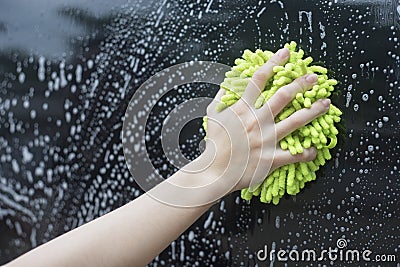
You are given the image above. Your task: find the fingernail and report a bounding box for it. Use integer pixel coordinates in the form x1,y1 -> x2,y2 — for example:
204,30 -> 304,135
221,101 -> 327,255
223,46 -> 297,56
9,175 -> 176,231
277,48 -> 289,59
305,74 -> 318,83
322,98 -> 331,106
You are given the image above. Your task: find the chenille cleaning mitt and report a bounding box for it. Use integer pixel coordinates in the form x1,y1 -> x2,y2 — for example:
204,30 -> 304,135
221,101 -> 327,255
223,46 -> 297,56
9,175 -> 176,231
203,41 -> 342,205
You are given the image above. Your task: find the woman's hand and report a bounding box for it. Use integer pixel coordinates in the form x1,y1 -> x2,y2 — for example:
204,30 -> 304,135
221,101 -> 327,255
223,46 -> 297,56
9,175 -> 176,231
203,47 -> 331,193
4,47 -> 332,267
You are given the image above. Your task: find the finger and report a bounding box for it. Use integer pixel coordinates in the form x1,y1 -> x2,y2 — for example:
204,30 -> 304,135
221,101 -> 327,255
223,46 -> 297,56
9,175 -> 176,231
272,147 -> 317,169
241,47 -> 290,105
264,74 -> 318,117
275,98 -> 330,140
207,88 -> 226,114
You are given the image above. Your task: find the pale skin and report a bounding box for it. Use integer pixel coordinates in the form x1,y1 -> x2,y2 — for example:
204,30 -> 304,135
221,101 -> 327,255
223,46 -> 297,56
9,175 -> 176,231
4,47 -> 331,267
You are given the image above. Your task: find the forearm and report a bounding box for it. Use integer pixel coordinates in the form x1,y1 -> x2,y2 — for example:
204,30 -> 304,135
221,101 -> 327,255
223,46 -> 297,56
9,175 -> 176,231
5,154 -> 229,267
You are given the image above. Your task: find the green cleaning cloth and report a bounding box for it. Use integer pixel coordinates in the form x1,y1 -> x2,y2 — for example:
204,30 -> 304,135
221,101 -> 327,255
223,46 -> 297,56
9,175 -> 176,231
203,41 -> 342,205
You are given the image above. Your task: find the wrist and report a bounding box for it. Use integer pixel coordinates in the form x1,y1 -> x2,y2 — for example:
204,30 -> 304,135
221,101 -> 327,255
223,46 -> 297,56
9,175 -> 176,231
184,152 -> 239,195
195,148 -> 244,194
153,152 -> 235,207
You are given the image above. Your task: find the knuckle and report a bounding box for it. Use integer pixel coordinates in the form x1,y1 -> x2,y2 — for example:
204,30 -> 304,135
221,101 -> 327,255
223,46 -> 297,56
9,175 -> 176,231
315,100 -> 328,113
252,70 -> 267,83
291,116 -> 303,128
246,119 -> 258,132
233,100 -> 247,115
252,60 -> 278,84
299,148 -> 316,162
294,151 -> 307,163
250,140 -> 261,150
308,100 -> 323,114
294,78 -> 305,89
289,113 -> 303,127
267,57 -> 280,67
294,77 -> 308,92
299,150 -> 311,162
277,88 -> 293,102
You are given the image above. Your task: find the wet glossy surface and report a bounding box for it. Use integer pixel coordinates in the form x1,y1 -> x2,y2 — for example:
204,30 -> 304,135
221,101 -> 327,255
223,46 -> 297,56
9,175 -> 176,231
0,0 -> 399,265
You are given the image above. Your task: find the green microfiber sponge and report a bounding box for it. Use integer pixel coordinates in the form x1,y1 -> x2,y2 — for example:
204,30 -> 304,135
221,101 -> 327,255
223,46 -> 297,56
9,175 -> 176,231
203,41 -> 342,205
